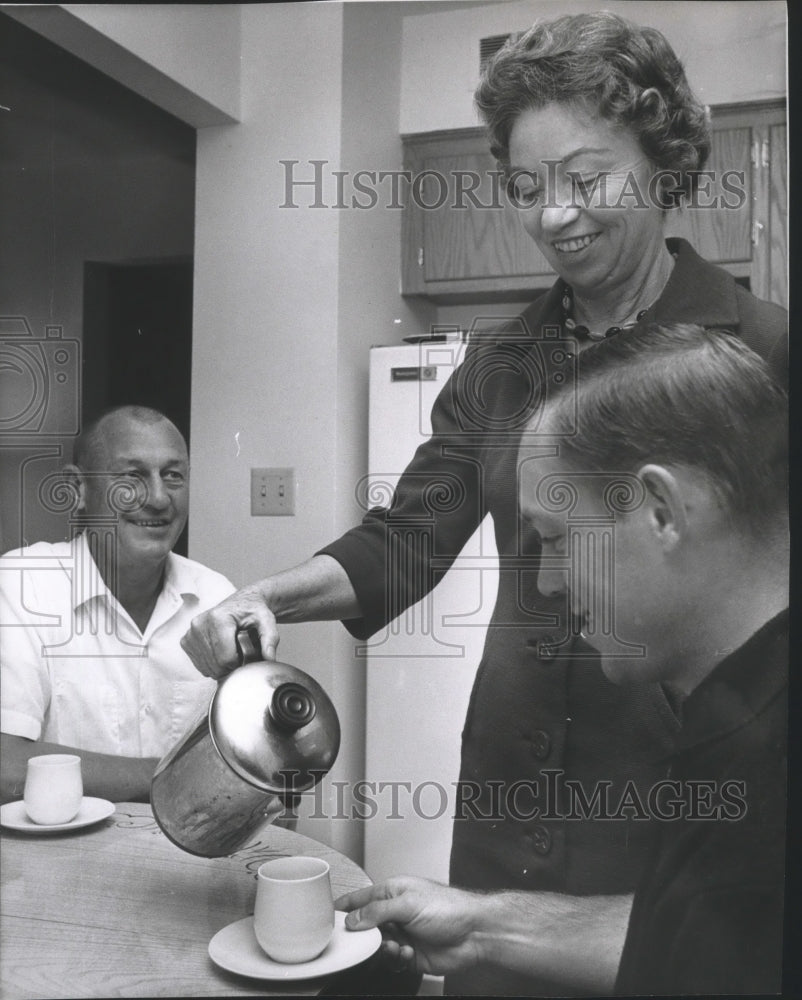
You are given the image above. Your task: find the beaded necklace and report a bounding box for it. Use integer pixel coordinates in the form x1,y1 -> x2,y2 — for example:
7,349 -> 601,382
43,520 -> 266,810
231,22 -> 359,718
562,285 -> 649,341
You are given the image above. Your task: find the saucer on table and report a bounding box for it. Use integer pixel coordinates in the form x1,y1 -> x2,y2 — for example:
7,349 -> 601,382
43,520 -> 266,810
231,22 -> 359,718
208,909 -> 382,981
0,797 -> 116,832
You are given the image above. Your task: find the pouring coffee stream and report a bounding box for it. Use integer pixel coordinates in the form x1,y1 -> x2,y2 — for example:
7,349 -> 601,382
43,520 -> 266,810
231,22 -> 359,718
151,628 -> 340,857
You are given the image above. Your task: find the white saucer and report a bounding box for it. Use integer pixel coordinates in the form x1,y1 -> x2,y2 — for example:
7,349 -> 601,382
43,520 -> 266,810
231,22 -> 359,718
208,910 -> 381,981
0,797 -> 115,832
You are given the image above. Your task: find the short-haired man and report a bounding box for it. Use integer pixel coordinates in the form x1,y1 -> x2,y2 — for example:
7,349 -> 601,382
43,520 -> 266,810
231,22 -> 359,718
338,325 -> 788,995
0,406 -> 235,804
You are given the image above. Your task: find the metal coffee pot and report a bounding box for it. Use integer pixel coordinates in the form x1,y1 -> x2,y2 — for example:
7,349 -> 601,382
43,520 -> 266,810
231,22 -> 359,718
151,630 -> 340,857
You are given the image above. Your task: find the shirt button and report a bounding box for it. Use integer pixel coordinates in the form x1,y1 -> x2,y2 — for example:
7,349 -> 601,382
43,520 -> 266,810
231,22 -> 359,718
526,634 -> 558,662
530,730 -> 551,759
530,824 -> 552,855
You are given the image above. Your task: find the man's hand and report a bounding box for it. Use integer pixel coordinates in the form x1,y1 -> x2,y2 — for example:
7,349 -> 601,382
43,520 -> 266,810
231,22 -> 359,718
336,877 -> 487,976
338,876 -> 632,990
180,582 -> 279,679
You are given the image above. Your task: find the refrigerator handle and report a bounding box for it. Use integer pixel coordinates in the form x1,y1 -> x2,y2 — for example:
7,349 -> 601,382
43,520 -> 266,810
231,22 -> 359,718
390,365 -> 437,382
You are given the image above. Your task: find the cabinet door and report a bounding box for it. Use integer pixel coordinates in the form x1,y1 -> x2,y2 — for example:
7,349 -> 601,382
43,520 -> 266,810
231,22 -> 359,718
402,131 -> 554,301
766,123 -> 787,307
664,100 -> 786,306
402,101 -> 785,306
664,125 -> 752,262
420,151 -> 551,283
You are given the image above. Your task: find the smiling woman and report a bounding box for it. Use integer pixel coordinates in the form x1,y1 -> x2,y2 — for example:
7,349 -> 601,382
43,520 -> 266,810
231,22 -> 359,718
507,104 -> 673,330
474,11 -> 712,342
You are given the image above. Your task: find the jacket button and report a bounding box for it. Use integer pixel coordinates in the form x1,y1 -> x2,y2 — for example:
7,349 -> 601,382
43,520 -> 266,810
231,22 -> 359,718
530,824 -> 552,855
530,730 -> 551,759
527,634 -> 557,662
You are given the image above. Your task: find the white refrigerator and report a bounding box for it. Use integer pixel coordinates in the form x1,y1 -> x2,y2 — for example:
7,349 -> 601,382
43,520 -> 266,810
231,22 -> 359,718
362,340 -> 499,884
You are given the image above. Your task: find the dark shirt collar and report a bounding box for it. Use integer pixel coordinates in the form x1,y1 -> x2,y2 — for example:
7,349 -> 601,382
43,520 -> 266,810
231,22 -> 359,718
516,237 -> 741,337
677,608 -> 789,754
653,237 -> 741,329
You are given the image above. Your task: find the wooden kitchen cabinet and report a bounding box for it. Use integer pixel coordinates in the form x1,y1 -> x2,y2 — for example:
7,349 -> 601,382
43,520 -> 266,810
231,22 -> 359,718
401,128 -> 554,300
401,100 -> 786,306
665,100 -> 786,307
401,128 -> 552,301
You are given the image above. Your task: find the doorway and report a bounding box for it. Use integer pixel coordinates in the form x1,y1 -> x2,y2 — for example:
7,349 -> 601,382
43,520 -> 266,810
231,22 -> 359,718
0,13 -> 196,550
83,259 -> 194,554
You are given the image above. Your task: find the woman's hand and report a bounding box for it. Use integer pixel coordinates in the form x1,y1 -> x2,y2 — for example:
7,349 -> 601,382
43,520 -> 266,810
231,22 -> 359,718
336,876 -> 487,976
181,582 -> 280,679
181,555 -> 361,679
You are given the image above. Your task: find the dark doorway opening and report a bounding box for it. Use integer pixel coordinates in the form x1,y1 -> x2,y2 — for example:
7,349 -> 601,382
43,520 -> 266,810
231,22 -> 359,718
83,259 -> 193,554
0,11 -> 196,550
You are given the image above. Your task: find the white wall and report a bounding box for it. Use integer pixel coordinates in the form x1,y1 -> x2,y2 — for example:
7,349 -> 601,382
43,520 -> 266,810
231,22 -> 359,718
189,2 -> 354,852
332,2 -> 439,863
400,0 -> 787,134
191,2 -> 439,862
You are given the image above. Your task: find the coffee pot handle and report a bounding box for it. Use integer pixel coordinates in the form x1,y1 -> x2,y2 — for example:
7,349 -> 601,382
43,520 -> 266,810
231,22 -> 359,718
235,627 -> 264,666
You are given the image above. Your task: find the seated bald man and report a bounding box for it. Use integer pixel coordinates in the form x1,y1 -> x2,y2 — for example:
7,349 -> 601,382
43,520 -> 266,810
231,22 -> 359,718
0,405 -> 235,804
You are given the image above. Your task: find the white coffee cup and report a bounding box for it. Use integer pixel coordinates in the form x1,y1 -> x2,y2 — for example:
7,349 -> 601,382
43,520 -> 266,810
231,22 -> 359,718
23,754 -> 83,825
254,856 -> 334,963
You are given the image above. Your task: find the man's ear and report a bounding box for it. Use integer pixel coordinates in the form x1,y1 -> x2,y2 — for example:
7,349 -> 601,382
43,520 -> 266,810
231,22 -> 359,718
61,464 -> 86,512
637,464 -> 687,551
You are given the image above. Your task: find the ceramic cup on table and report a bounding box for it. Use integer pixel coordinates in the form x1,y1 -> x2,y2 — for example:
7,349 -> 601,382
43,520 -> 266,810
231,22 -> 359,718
23,754 -> 83,825
254,856 -> 335,963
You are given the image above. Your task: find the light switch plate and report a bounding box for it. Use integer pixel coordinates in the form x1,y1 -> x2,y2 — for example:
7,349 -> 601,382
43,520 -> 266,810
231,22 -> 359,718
251,467 -> 295,516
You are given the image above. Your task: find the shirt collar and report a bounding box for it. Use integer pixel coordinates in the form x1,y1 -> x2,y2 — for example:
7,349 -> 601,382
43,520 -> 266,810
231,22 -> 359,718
70,533 -> 201,611
651,237 -> 741,329
677,609 -> 788,754
160,552 -> 204,605
516,237 -> 742,337
70,532 -> 111,610
520,279 -> 564,333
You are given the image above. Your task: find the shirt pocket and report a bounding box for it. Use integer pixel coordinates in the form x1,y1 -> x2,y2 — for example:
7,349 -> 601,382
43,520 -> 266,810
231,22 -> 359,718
51,665 -> 123,754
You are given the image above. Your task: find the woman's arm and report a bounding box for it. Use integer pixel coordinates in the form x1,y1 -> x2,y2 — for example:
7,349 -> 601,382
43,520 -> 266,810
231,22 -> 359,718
181,554 -> 360,678
182,349 -> 498,678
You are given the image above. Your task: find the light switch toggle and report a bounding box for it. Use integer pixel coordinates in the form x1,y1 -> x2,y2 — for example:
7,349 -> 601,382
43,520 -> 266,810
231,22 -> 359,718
251,468 -> 295,516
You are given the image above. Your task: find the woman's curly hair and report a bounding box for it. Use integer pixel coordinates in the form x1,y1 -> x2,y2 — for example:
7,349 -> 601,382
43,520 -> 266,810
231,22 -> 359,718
475,12 -> 711,202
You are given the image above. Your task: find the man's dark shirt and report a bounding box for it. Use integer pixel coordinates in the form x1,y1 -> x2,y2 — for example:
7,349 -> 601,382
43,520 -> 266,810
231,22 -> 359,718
616,610 -> 788,995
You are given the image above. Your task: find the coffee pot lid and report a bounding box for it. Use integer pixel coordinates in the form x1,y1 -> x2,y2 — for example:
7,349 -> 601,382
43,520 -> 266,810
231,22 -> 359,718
209,632 -> 340,794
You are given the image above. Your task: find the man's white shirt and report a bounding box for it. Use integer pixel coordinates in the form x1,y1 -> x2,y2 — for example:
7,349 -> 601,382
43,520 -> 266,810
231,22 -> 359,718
0,533 -> 235,757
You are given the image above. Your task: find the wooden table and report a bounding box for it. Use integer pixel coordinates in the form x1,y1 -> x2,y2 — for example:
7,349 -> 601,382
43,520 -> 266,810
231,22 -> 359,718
1,802 -> 405,998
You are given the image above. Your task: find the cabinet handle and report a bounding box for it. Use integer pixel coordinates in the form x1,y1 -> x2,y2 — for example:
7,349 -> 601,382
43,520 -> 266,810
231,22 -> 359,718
752,139 -> 770,169
417,247 -> 424,267
752,220 -> 764,247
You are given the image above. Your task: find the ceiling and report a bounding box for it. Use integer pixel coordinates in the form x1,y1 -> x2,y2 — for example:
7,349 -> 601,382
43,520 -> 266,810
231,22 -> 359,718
0,12 -> 195,171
